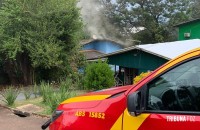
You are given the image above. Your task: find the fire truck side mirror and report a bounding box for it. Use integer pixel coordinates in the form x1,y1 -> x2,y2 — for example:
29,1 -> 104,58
127,91 -> 142,116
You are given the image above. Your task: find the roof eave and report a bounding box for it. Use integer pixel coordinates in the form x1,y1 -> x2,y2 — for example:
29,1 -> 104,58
174,18 -> 200,27
88,46 -> 171,61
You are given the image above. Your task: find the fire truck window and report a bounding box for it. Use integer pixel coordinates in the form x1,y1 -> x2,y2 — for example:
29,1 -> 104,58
147,58 -> 200,112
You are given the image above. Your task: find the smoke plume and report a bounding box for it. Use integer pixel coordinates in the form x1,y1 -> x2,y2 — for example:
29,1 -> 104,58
77,0 -> 132,46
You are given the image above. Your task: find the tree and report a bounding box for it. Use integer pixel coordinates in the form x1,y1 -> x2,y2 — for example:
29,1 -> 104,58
84,60 -> 115,90
0,0 -> 83,85
187,0 -> 200,19
99,0 -> 191,44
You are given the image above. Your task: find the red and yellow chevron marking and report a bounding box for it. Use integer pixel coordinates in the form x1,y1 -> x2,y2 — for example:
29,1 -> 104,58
110,114 -> 123,130
122,109 -> 149,130
60,95 -> 111,104
110,109 -> 149,130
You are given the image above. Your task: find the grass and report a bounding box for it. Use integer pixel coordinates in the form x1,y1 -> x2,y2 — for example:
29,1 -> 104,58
1,86 -> 19,106
13,89 -> 87,115
14,97 -> 51,115
15,97 -> 43,107
23,88 -> 32,100
0,80 -> 88,115
45,90 -> 77,113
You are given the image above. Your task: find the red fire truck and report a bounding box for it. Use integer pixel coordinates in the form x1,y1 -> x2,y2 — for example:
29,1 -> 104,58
42,48 -> 200,130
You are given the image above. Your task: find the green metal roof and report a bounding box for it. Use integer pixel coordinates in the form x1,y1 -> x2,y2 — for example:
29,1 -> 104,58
95,39 -> 200,60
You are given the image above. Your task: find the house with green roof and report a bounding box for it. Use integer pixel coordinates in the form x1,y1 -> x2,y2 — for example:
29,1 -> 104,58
86,19 -> 200,86
93,39 -> 200,86
175,18 -> 200,40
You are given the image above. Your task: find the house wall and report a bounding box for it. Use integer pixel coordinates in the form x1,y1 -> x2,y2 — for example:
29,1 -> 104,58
107,50 -> 168,74
178,20 -> 200,40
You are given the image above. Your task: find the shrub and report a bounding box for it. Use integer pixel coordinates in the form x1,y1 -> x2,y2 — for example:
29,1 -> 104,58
84,60 -> 115,90
69,72 -> 84,89
1,86 -> 19,106
133,72 -> 151,84
59,78 -> 72,98
59,78 -> 72,90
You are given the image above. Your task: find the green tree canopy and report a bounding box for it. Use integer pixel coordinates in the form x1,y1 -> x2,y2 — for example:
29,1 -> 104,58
0,0 -> 83,85
187,0 -> 200,19
98,0 -> 191,44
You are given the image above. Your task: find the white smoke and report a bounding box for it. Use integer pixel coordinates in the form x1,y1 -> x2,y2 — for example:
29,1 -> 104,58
77,0 -> 132,46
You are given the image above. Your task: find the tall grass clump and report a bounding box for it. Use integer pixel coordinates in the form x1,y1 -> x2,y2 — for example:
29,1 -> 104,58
45,78 -> 77,112
24,90 -> 32,100
46,91 -> 76,113
1,86 -> 19,106
22,86 -> 32,100
59,78 -> 72,97
40,81 -> 54,103
38,79 -> 77,113
33,83 -> 39,98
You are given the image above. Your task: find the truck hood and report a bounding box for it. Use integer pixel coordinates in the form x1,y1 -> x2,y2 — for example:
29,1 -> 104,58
82,85 -> 132,96
59,86 -> 132,109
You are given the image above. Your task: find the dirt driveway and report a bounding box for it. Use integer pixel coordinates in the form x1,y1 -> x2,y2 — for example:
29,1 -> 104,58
0,106 -> 49,130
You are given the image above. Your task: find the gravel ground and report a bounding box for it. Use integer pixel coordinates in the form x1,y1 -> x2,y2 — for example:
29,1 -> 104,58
0,106 -> 49,130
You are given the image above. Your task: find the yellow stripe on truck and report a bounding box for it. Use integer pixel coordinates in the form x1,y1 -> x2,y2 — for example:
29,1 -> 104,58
60,95 -> 111,104
123,109 -> 149,130
111,114 -> 123,130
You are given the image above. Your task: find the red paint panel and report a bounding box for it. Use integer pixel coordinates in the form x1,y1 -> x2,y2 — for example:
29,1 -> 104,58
50,94 -> 127,130
82,86 -> 132,96
57,100 -> 102,109
139,114 -> 200,130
